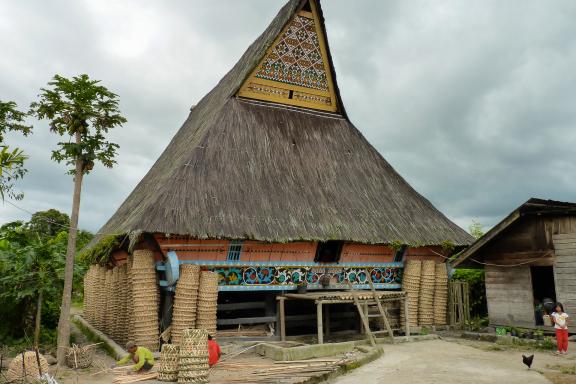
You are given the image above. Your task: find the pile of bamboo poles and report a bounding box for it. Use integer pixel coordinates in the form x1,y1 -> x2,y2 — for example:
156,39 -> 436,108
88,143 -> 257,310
131,250 -> 160,351
400,260 -> 421,328
171,265 -> 201,345
196,271 -> 219,336
433,263 -> 449,325
212,358 -> 348,383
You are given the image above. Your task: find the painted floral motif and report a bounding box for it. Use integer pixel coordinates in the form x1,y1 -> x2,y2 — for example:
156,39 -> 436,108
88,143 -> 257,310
208,266 -> 402,287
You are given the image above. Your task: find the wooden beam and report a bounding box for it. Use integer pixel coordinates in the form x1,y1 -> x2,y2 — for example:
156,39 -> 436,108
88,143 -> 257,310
217,316 -> 277,326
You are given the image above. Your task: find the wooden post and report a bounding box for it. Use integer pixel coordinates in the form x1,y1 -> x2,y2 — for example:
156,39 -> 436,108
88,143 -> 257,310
404,296 -> 411,337
277,297 -> 286,341
325,304 -> 331,337
316,301 -> 324,344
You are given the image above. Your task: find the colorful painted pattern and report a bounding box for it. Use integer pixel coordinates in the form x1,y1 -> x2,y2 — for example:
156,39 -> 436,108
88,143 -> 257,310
255,14 -> 328,91
209,265 -> 402,288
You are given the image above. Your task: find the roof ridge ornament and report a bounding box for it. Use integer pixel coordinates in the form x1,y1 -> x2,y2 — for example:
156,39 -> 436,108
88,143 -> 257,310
237,0 -> 339,113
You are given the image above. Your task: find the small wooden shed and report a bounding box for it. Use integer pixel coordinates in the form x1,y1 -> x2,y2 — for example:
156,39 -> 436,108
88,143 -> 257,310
453,198 -> 576,327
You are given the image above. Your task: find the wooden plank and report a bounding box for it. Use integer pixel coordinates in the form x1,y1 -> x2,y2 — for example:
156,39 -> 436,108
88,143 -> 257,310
217,316 -> 277,326
552,243 -> 576,250
552,233 -> 576,240
219,302 -> 267,311
316,302 -> 323,344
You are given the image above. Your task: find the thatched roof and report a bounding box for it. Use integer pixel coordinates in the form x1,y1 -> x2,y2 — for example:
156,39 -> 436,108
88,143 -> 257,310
93,0 -> 472,246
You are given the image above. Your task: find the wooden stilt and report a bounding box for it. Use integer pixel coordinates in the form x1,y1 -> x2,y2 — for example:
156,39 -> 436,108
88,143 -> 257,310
316,301 -> 324,344
278,297 -> 286,341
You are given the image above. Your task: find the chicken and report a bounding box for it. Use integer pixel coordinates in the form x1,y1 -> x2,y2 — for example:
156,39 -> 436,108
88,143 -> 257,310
522,354 -> 534,369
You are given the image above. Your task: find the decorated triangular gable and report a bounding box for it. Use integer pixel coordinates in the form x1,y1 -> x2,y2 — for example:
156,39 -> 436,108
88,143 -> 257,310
237,0 -> 338,112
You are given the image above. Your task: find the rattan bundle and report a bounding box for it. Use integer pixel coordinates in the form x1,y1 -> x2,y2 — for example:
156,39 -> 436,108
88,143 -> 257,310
117,264 -> 129,346
111,267 -> 122,342
195,271 -> 219,336
171,265 -> 201,345
158,344 -> 180,382
400,260 -> 421,328
433,262 -> 449,325
5,351 -> 49,383
126,258 -> 135,342
94,265 -> 108,330
103,268 -> 114,336
131,250 -> 160,351
66,344 -> 94,369
418,260 -> 436,326
178,329 -> 209,384
82,265 -> 96,324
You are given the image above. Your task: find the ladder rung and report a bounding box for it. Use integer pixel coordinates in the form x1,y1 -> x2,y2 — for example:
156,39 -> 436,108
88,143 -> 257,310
372,330 -> 391,334
366,314 -> 382,318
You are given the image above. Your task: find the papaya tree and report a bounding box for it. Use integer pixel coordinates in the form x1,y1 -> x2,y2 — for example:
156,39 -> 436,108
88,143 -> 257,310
30,74 -> 126,365
0,100 -> 33,200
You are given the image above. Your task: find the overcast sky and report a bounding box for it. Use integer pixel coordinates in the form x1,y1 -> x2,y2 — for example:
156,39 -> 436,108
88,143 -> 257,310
1,0 -> 576,235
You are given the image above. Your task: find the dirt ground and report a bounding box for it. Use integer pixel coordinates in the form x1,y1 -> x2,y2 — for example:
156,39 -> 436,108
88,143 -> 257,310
328,338 -> 576,384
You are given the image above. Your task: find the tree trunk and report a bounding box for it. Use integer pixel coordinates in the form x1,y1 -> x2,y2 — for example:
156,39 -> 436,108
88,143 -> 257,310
56,131 -> 84,366
34,290 -> 43,348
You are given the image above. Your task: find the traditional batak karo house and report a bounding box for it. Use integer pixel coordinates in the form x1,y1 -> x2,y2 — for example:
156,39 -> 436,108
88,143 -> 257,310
453,199 -> 576,328
83,0 -> 472,345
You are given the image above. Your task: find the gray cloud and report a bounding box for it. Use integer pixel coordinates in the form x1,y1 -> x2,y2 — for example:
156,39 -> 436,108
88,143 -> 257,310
1,0 -> 576,235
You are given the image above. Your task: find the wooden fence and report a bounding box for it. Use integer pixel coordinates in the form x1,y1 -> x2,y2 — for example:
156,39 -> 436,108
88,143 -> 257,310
448,281 -> 470,328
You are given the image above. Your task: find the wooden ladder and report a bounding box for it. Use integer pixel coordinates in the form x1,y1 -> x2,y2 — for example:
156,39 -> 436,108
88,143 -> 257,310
346,281 -> 376,347
367,279 -> 395,344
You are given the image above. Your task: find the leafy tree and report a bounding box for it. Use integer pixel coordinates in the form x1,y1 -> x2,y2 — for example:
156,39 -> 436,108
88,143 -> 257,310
28,209 -> 70,238
30,74 -> 126,365
0,101 -> 33,200
469,219 -> 484,239
0,214 -> 93,349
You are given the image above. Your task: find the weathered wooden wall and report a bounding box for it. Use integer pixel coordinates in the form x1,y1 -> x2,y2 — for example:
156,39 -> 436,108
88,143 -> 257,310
553,233 -> 576,318
485,265 -> 535,326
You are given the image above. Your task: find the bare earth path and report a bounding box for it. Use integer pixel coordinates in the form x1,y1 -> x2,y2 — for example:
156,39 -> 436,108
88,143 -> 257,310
328,339 -> 553,384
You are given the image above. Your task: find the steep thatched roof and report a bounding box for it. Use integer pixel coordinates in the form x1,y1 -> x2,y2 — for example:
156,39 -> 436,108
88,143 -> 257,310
93,0 -> 472,246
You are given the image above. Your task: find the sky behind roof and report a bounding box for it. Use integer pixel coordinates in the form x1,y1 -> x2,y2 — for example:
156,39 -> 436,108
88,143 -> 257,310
1,0 -> 576,235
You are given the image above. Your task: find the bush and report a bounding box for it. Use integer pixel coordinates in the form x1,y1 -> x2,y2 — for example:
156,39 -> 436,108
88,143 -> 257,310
452,268 -> 487,317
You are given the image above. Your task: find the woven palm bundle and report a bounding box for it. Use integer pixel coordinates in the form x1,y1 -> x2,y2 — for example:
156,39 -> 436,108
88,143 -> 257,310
5,351 -> 49,383
418,260 -> 436,326
400,260 -> 421,328
117,264 -> 129,346
82,265 -> 95,324
433,262 -> 449,325
178,329 -> 209,384
158,344 -> 180,382
94,265 -> 108,330
110,267 -> 122,342
126,258 -> 135,342
195,271 -> 219,336
66,344 -> 94,369
103,268 -> 114,337
171,265 -> 201,345
131,250 -> 160,351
